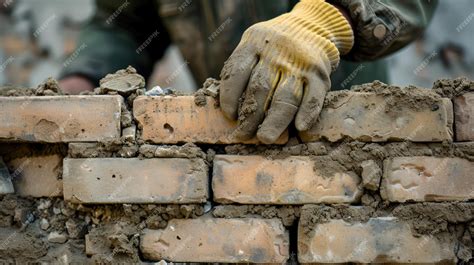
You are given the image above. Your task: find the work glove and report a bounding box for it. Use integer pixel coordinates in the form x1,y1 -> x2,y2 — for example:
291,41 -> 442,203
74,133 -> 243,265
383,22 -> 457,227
219,0 -> 354,144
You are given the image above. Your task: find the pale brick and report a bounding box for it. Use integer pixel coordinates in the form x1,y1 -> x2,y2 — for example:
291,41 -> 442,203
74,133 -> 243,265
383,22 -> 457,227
63,158 -> 208,204
213,155 -> 362,204
298,216 -> 455,263
454,93 -> 474,141
0,96 -> 122,142
300,92 -> 453,142
140,218 -> 289,263
133,96 -> 288,144
382,156 -> 474,202
9,155 -> 63,197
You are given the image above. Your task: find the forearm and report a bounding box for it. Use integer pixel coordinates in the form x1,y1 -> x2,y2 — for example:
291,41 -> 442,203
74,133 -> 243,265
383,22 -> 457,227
328,0 -> 438,61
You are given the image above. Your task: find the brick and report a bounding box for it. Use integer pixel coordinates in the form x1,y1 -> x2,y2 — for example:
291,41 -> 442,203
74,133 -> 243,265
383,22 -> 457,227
454,93 -> 474,141
382,156 -> 474,202
63,158 -> 208,204
298,216 -> 455,263
212,155 -> 362,204
133,96 -> 288,144
9,155 -> 63,197
0,96 -> 122,142
300,92 -> 453,142
140,218 -> 289,263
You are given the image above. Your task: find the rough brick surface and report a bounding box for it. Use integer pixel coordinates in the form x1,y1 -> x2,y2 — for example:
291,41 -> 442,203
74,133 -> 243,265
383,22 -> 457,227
298,217 -> 455,263
63,158 -> 208,204
382,157 -> 474,202
213,155 -> 362,204
140,218 -> 289,263
133,96 -> 288,144
9,155 -> 62,197
300,93 -> 453,142
0,96 -> 122,142
454,93 -> 474,141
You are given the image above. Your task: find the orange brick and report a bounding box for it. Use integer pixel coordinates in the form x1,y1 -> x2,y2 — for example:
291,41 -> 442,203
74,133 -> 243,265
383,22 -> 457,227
454,93 -> 474,141
298,215 -> 455,263
140,217 -> 289,263
382,157 -> 474,202
9,155 -> 62,197
133,96 -> 288,144
63,158 -> 208,204
213,155 -> 362,204
300,92 -> 453,142
0,96 -> 122,142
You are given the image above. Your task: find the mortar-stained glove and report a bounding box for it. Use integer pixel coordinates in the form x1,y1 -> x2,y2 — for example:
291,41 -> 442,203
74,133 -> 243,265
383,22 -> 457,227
219,0 -> 354,144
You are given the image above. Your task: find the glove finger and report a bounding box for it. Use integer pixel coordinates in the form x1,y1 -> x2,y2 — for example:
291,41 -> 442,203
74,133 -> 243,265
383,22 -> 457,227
257,74 -> 303,144
233,62 -> 277,140
295,74 -> 330,131
219,45 -> 258,120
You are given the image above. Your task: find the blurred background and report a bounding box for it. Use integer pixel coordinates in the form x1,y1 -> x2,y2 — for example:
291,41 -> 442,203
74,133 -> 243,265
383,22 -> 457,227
0,0 -> 473,92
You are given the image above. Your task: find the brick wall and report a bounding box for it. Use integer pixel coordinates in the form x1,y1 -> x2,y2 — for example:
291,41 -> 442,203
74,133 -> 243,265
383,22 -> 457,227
0,77 -> 473,264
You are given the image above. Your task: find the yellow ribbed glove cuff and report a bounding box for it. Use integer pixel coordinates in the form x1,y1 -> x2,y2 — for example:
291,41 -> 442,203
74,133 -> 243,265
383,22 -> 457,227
270,0 -> 354,70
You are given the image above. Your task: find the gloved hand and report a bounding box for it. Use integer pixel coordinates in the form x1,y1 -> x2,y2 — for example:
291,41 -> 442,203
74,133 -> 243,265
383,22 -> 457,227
219,0 -> 354,144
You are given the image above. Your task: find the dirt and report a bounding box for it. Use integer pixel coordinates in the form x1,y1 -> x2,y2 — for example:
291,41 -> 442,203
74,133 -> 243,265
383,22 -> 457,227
68,141 -> 139,159
223,138 -> 327,158
194,78 -> 221,107
139,143 -> 206,160
35,77 -> 62,96
0,86 -> 35,96
299,205 -> 375,235
194,89 -> 208,106
121,105 -> 133,128
326,81 -> 443,111
392,202 -> 474,237
312,156 -> 350,179
212,205 -> 300,227
0,77 -> 62,97
98,66 -> 145,97
0,194 -> 205,263
432,77 -> 474,98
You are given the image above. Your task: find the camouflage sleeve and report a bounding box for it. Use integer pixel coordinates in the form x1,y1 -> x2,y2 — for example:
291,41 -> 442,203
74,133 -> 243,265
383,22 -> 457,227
328,0 -> 438,61
60,0 -> 171,86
